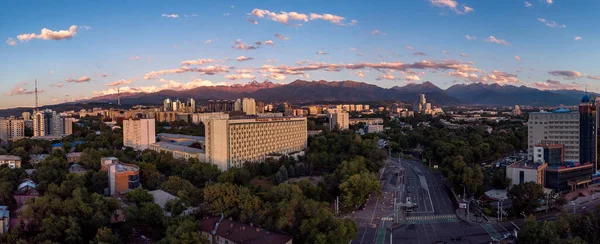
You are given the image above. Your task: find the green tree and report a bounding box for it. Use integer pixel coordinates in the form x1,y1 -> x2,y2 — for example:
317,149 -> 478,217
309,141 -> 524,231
92,227 -> 120,244
339,173 -> 381,211
518,215 -> 560,243
160,176 -> 201,206
165,199 -> 185,217
138,162 -> 163,190
125,188 -> 154,207
508,182 -> 545,216
80,148 -> 102,171
202,183 -> 262,222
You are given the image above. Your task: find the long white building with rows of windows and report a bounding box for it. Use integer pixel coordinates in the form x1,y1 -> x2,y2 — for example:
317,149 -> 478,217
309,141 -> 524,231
205,117 -> 307,170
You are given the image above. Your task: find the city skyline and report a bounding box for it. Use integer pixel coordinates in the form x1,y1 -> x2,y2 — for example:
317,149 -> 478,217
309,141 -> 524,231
2,0 -> 600,109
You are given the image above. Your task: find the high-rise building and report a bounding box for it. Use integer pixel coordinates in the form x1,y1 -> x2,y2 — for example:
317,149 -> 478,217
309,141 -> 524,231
234,99 -> 242,111
328,109 -> 349,131
62,117 -> 74,135
419,94 -> 426,104
123,118 -> 156,151
33,110 -> 64,137
187,98 -> 196,113
208,100 -> 235,112
579,95 -> 598,170
0,118 -> 24,141
527,109 -> 579,162
192,113 -> 230,124
164,98 -> 172,112
355,104 -> 363,111
242,98 -> 256,115
33,111 -> 45,137
364,105 -> 370,110
205,117 -> 307,170
21,112 -> 31,121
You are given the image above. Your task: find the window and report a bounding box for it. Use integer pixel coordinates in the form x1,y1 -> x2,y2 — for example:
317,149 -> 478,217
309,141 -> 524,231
519,171 -> 525,184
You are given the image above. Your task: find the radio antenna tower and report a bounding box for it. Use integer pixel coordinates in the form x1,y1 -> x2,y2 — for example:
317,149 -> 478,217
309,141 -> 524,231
34,79 -> 39,112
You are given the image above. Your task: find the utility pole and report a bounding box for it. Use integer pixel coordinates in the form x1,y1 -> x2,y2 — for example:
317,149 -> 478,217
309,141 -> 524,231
34,79 -> 39,112
336,196 -> 339,215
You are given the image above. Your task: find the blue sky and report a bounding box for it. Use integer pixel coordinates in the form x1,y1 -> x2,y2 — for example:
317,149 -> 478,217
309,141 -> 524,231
1,0 -> 599,109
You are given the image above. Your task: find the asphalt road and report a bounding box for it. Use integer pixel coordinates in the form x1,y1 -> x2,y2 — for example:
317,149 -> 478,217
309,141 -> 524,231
400,158 -> 455,216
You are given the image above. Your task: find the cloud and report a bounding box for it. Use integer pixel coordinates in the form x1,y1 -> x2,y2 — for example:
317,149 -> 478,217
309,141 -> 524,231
349,20 -> 358,26
255,41 -> 263,46
525,2 -> 532,7
413,52 -> 428,56
232,40 -> 258,50
372,29 -> 383,35
144,65 -> 230,79
223,13 -> 230,16
428,0 -> 474,14
575,36 -> 582,41
107,78 -> 137,86
587,76 -> 600,80
247,19 -> 258,24
224,73 -> 256,80
129,56 -> 141,60
449,70 -> 522,85
460,53 -> 469,57
465,35 -> 477,40
161,14 -> 179,18
274,33 -> 288,40
100,74 -> 108,78
235,69 -> 254,74
236,56 -> 253,62
406,46 -> 414,51
356,71 -> 365,77
442,50 -> 449,54
548,70 -> 583,79
52,83 -> 64,88
537,18 -> 566,28
533,80 -> 579,90
270,73 -> 286,80
6,38 -> 16,46
485,36 -> 510,45
259,60 -> 481,78
265,40 -> 275,45
376,73 -> 395,80
316,51 -> 329,55
266,59 -> 277,63
545,0 -> 553,5
13,25 -> 79,44
204,39 -> 217,44
514,56 -> 521,60
66,76 -> 91,83
6,82 -> 44,96
181,59 -> 216,66
250,9 -> 350,26
404,74 -> 421,81
94,79 -> 227,96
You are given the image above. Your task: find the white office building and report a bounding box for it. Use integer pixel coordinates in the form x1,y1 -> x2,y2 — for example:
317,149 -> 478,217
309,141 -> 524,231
123,118 -> 156,151
527,109 -> 579,161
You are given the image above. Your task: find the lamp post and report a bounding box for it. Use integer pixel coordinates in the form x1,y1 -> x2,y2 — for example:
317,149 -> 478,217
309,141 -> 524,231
571,201 -> 576,213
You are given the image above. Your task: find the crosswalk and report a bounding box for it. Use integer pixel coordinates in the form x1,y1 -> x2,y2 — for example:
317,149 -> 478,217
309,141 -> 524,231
403,214 -> 459,224
481,223 -> 503,241
382,217 -> 394,221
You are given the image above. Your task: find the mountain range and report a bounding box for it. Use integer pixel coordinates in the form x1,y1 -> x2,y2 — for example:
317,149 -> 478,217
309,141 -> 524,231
89,80 -> 590,106
0,80 -> 593,117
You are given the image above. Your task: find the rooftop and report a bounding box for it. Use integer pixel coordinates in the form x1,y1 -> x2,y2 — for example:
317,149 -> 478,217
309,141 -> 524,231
152,142 -> 205,154
200,217 -> 293,244
0,155 -> 21,161
17,180 -> 37,191
157,133 -> 205,141
148,189 -> 178,209
507,160 -> 546,170
66,152 -> 83,157
0,206 -> 7,219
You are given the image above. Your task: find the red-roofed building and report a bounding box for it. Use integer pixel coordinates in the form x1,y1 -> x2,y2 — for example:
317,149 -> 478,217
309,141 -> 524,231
200,216 -> 293,244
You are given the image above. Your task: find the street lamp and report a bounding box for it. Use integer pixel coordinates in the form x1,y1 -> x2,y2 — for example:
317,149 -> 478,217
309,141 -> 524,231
571,201 -> 576,213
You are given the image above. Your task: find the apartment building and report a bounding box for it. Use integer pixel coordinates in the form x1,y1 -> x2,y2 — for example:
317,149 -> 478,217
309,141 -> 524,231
0,118 -> 24,141
205,117 -> 307,170
327,109 -> 349,131
527,109 -> 579,162
192,113 -> 229,124
123,118 -> 156,151
150,142 -> 206,161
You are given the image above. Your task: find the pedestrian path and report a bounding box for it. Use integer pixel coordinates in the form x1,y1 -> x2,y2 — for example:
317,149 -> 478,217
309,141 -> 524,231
374,228 -> 386,244
481,223 -> 503,241
403,214 -> 459,224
